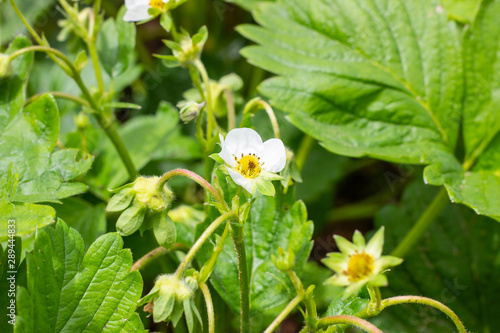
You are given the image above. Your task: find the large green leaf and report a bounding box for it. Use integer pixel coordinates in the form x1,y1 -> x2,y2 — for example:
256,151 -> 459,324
239,0 -> 500,220
15,220 -> 144,333
0,38 -> 92,203
424,0 -> 500,220
372,182 -> 500,332
198,182 -> 314,328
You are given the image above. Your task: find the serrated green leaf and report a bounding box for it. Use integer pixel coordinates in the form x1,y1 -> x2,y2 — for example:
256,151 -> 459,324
240,0 -> 500,220
0,237 -> 23,333
373,182 -> 500,332
15,220 -> 144,332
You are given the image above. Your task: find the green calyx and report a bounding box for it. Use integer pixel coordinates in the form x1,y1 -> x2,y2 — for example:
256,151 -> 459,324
140,274 -> 202,331
132,176 -> 173,211
272,246 -> 296,272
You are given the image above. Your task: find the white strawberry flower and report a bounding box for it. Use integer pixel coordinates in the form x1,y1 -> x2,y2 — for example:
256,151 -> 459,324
218,128 -> 286,196
123,0 -> 169,22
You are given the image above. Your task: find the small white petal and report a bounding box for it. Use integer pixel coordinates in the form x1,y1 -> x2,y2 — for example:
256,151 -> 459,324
123,4 -> 151,22
223,128 -> 263,157
219,134 -> 236,167
227,168 -> 254,194
258,138 -> 286,172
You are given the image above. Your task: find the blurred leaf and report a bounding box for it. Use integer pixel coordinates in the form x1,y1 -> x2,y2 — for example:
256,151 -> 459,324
240,0 -> 500,220
15,220 -> 144,332
0,1 -> 56,44
51,198 -> 106,250
87,102 -> 199,198
225,0 -> 275,11
97,6 -> 136,77
373,182 -> 500,332
441,0 -> 480,22
0,201 -> 55,242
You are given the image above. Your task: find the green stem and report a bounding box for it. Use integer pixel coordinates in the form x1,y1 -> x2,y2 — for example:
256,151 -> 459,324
295,135 -> 315,172
316,315 -> 382,333
174,212 -> 235,278
87,41 -> 105,92
199,223 -> 230,282
367,285 -> 382,314
9,46 -> 138,180
391,188 -> 448,258
224,88 -> 236,131
8,0 -> 43,45
381,296 -> 466,333
158,168 -> 227,210
193,59 -> 214,145
264,295 -> 303,333
241,98 -> 280,139
200,282 -> 215,333
25,91 -> 90,108
130,244 -> 189,271
231,224 -> 250,333
288,270 -> 317,319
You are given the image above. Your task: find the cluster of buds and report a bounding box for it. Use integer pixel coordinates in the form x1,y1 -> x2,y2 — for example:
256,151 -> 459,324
139,273 -> 202,332
107,176 -> 176,248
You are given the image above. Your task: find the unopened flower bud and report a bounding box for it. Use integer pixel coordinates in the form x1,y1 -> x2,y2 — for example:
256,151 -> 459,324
177,100 -> 204,123
132,176 -> 173,212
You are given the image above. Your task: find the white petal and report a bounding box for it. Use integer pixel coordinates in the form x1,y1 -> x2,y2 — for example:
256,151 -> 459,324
223,128 -> 263,157
219,134 -> 236,167
258,138 -> 286,172
123,4 -> 151,22
227,168 -> 254,194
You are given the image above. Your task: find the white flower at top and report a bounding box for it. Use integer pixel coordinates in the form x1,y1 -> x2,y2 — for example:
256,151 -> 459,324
322,227 -> 403,298
123,0 -> 169,22
218,128 -> 286,196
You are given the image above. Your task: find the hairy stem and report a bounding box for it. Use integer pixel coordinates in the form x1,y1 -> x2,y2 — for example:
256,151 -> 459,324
174,212 -> 235,278
200,282 -> 215,333
391,188 -> 448,258
316,315 -> 382,333
382,296 -> 466,333
231,224 -> 250,333
264,295 -> 303,333
158,168 -> 227,210
194,59 -> 215,145
131,244 -> 189,271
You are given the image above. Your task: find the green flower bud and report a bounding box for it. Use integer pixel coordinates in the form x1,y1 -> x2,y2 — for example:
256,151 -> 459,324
0,53 -> 11,78
140,274 -> 202,331
108,176 -> 175,237
132,176 -> 173,212
177,100 -> 204,123
163,26 -> 208,66
272,246 -> 296,272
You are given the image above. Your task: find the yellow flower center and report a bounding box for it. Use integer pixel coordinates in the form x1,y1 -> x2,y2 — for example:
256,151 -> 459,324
346,253 -> 374,282
149,0 -> 165,10
236,154 -> 262,178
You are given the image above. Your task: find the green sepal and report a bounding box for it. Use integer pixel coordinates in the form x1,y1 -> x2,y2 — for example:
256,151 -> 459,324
116,203 -> 146,236
255,178 -> 275,197
106,188 -> 134,212
170,300 -> 185,327
192,25 -> 208,46
260,170 -> 284,181
160,13 -> 172,32
153,291 -> 176,323
209,153 -> 225,165
183,298 -> 194,333
164,40 -> 182,52
153,211 -> 177,249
